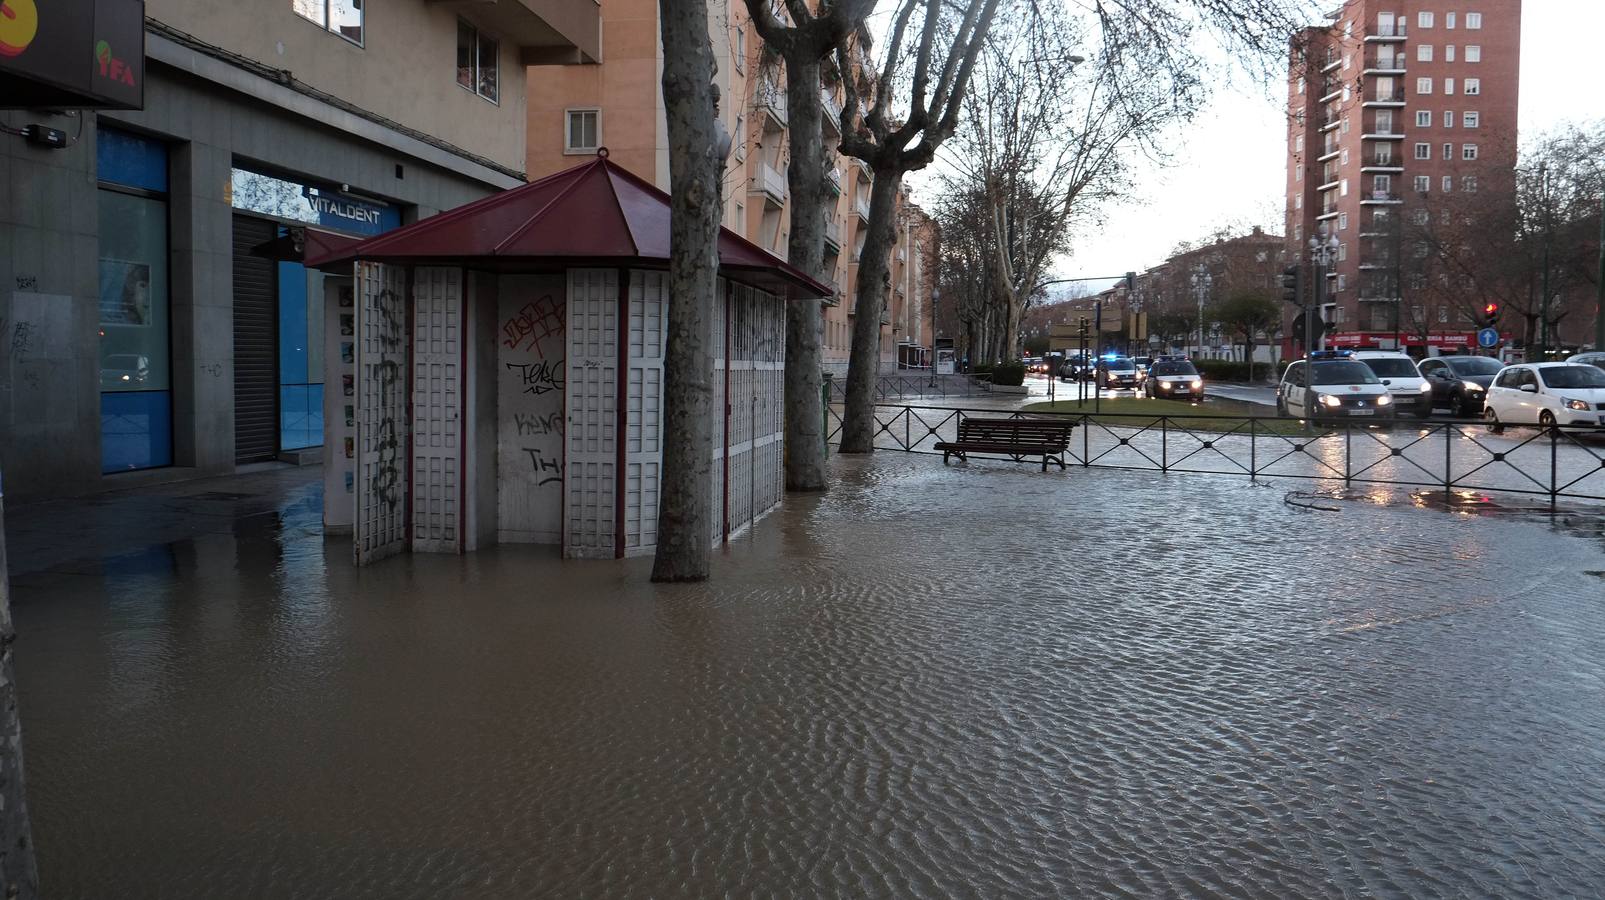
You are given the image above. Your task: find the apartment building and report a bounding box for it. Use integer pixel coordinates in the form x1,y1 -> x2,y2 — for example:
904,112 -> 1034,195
1285,0 -> 1520,354
1136,227 -> 1289,359
1,0 -> 598,501
525,0 -> 937,374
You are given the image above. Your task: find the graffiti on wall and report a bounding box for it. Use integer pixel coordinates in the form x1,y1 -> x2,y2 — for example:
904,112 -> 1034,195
501,295 -> 564,358
498,281 -> 567,542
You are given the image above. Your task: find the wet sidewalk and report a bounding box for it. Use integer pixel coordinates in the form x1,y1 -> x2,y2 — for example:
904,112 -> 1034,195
8,455 -> 1605,897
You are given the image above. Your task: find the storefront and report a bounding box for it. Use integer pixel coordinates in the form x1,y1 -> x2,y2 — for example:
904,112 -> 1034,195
1326,330 -> 1514,355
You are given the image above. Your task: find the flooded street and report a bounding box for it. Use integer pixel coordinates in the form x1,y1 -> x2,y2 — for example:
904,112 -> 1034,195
10,457 -> 1605,897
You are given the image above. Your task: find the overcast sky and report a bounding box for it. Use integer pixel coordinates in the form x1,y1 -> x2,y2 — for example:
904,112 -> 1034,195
907,0 -> 1601,293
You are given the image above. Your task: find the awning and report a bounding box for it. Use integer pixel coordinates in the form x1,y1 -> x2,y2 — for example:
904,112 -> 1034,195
307,153 -> 831,300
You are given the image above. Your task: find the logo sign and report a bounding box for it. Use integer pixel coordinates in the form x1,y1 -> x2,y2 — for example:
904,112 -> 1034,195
0,0 -> 143,109
1477,327 -> 1500,349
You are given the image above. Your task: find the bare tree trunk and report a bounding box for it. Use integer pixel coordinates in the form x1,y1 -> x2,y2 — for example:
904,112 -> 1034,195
1001,295 -> 1022,362
839,172 -> 902,453
0,491 -> 40,899
781,56 -> 828,491
651,0 -> 721,583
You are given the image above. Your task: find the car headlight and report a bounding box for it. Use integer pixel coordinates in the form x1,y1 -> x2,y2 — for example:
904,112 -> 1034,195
1418,382 -> 1432,392
1319,393 -> 1342,407
1376,394 -> 1393,406
1462,381 -> 1484,392
1566,399 -> 1590,411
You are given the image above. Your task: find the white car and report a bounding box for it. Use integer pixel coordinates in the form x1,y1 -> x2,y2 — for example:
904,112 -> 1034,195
1277,352 -> 1395,420
1350,350 -> 1434,417
1565,351 -> 1605,371
1483,363 -> 1605,431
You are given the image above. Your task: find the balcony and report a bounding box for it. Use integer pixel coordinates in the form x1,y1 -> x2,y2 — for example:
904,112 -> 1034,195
1321,49 -> 1341,72
1320,115 -> 1341,132
754,79 -> 787,131
1317,144 -> 1341,162
824,217 -> 842,253
1318,178 -> 1340,192
821,89 -> 842,136
1363,88 -> 1406,107
853,195 -> 871,223
1319,80 -> 1342,103
430,0 -> 602,65
826,167 -> 843,196
1360,191 -> 1402,204
1360,155 -> 1403,171
821,281 -> 841,307
1363,56 -> 1406,74
749,161 -> 787,209
1362,128 -> 1405,141
1365,21 -> 1407,41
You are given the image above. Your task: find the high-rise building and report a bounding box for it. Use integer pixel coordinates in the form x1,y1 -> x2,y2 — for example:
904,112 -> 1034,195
524,1 -> 939,373
1284,0 -> 1521,355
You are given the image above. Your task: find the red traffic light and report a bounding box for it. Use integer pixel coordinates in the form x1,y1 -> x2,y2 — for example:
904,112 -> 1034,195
1483,303 -> 1499,316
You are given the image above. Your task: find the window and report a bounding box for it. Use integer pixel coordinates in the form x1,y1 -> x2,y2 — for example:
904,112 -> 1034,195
1373,174 -> 1391,193
1418,11 -> 1434,28
1341,116 -> 1350,134
1295,134 -> 1304,152
1294,224 -> 1303,242
96,128 -> 173,472
456,20 -> 499,102
1296,166 -> 1303,182
1417,44 -> 1433,62
1340,178 -> 1349,196
1295,193 -> 1303,209
1445,44 -> 1456,62
1415,142 -> 1431,159
1446,12 -> 1456,29
1336,275 -> 1347,293
1465,45 -> 1481,63
1297,77 -> 1306,95
1463,175 -> 1478,192
1463,111 -> 1480,128
1443,142 -> 1453,160
1442,175 -> 1453,192
734,27 -> 746,72
1411,209 -> 1429,225
1338,242 -> 1347,261
1463,143 -> 1478,160
293,0 -> 364,46
1464,78 -> 1480,95
1414,175 -> 1431,192
1417,77 -> 1433,95
1443,111 -> 1455,128
1374,110 -> 1392,133
1444,78 -> 1455,96
566,109 -> 600,153
1338,212 -> 1348,230
1466,13 -> 1482,29
1416,110 -> 1432,127
1341,148 -> 1350,165
1439,307 -> 1450,323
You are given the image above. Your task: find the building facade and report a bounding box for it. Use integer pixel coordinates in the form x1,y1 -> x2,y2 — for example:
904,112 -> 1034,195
1,0 -> 598,501
525,0 -> 937,375
1285,0 -> 1520,355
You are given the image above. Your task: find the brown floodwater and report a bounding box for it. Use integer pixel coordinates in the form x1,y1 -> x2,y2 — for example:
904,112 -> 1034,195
10,456 -> 1605,897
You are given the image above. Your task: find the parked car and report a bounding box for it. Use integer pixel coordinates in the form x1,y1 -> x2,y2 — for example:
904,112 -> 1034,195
1058,355 -> 1088,381
1350,350 -> 1433,417
1482,362 -> 1605,432
1144,359 -> 1204,400
1276,351 -> 1395,421
1096,356 -> 1141,390
1132,356 -> 1153,377
1565,351 -> 1605,371
1417,355 -> 1501,416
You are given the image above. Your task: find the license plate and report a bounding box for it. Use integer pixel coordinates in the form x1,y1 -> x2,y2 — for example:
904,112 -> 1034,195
1350,409 -> 1375,416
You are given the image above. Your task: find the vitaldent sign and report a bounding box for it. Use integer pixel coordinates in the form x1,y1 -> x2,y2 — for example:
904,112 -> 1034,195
0,0 -> 144,109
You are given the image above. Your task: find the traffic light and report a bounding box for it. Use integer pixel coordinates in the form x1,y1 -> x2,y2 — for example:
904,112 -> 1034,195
1280,265 -> 1304,305
1482,302 -> 1501,328
1124,271 -> 1137,293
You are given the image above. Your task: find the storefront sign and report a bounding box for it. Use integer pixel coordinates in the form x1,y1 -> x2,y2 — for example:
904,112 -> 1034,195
229,167 -> 400,238
1328,330 -> 1510,349
304,189 -> 390,233
0,0 -> 143,109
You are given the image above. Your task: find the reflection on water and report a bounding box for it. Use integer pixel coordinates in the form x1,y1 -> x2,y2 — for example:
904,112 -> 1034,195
12,457 -> 1605,897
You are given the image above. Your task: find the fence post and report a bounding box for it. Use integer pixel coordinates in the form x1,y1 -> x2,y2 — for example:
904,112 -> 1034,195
1344,423 -> 1353,484
1550,423 -> 1559,507
1161,416 -> 1168,472
1249,417 -> 1256,479
1082,414 -> 1090,467
1443,423 -> 1452,496
821,371 -> 832,457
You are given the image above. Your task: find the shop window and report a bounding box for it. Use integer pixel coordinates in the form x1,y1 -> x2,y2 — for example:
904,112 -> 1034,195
456,19 -> 499,103
97,128 -> 173,473
566,109 -> 600,154
293,0 -> 363,46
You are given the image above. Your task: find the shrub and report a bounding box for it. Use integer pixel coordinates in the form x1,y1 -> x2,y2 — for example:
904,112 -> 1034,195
1194,359 -> 1273,383
991,362 -> 1026,386
969,363 -> 994,377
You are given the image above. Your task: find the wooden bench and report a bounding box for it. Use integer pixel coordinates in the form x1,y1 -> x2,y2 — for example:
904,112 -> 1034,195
933,417 -> 1076,471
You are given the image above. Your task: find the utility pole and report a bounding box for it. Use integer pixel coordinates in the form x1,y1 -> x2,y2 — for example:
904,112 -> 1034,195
1539,162 -> 1552,358
1596,194 -> 1605,352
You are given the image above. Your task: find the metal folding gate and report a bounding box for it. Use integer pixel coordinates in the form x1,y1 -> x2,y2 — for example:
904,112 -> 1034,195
721,282 -> 785,540
354,263 -> 410,565
622,271 -> 667,555
565,269 -> 619,558
231,215 -> 278,463
410,267 -> 462,553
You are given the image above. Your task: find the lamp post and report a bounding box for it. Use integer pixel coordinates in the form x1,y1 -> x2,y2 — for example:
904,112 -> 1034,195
928,287 -> 941,386
1190,263 -> 1212,360
1539,162 -> 1552,358
1308,226 -> 1341,354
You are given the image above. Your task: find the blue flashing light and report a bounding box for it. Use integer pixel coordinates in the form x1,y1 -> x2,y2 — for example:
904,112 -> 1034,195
1309,350 -> 1355,360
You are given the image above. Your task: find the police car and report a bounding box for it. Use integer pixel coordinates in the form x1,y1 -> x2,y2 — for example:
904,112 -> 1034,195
1350,350 -> 1433,417
1276,350 -> 1395,421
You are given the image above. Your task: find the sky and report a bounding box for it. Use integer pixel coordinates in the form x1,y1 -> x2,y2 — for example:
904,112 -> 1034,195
906,0 -> 1602,295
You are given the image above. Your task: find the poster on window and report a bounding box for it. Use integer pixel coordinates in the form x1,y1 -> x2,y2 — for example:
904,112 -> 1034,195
98,259 -> 152,325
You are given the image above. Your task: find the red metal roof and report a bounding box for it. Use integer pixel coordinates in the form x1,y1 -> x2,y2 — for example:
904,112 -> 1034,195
307,154 -> 830,299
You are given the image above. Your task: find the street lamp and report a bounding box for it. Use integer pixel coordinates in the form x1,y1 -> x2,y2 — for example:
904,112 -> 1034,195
1307,227 -> 1341,353
928,287 -> 942,386
1190,263 -> 1212,359
1538,162 -> 1553,357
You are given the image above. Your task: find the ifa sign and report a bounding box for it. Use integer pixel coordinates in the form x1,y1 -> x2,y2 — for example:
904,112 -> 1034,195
0,0 -> 144,110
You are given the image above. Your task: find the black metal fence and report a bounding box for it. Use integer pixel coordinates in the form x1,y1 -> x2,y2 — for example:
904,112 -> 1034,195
823,373 -> 992,403
825,404 -> 1605,503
